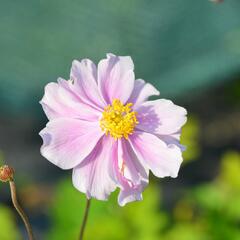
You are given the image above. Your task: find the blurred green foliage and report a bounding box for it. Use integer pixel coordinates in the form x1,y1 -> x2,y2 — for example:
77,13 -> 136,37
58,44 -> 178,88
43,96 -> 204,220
1,116 -> 239,240
46,180 -> 167,240
0,205 -> 20,240
219,151 -> 240,189
46,151 -> 240,240
189,152 -> 240,240
181,116 -> 200,163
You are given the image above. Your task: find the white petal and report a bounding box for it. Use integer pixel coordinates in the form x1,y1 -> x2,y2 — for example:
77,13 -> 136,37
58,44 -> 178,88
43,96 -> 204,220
72,136 -> 117,200
108,139 -> 149,206
128,79 -> 159,108
136,99 -> 187,135
98,54 -> 135,104
39,118 -> 103,169
117,139 -> 148,185
70,59 -> 106,109
40,79 -> 101,121
129,131 -> 183,178
118,184 -> 146,207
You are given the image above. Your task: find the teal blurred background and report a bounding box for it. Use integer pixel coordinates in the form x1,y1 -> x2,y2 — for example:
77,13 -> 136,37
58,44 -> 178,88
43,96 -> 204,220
0,0 -> 240,239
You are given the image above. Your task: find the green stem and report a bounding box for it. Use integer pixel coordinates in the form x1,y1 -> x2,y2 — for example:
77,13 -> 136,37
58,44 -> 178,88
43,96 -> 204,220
79,198 -> 91,240
9,180 -> 35,240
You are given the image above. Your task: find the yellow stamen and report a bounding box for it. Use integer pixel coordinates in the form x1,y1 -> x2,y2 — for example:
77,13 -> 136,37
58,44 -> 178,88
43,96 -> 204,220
100,99 -> 138,140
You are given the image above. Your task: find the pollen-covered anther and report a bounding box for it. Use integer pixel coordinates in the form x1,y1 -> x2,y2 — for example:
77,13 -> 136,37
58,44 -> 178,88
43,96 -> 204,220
100,99 -> 139,140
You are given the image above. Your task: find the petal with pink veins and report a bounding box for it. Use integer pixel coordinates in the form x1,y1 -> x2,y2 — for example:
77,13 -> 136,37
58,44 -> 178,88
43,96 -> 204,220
39,118 -> 103,170
136,99 -> 187,135
98,53 -> 135,104
117,181 -> 148,207
117,139 -> 148,185
40,78 -> 101,121
158,133 -> 186,152
129,131 -> 183,178
110,139 -> 149,206
72,136 -> 117,201
128,79 -> 160,108
70,59 -> 106,109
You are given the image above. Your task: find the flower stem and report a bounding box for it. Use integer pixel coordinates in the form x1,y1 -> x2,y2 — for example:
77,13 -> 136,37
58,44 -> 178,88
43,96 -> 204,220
9,179 -> 34,240
79,198 -> 91,240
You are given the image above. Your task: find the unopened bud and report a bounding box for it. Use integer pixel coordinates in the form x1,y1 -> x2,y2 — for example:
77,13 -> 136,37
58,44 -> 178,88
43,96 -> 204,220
0,165 -> 14,182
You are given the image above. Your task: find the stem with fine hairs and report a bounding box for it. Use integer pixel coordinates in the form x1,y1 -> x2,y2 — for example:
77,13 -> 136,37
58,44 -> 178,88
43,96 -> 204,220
9,179 -> 34,240
79,198 -> 91,240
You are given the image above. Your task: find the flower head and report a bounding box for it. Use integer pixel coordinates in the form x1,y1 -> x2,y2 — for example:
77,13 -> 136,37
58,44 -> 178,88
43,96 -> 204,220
39,54 -> 187,206
100,99 -> 138,139
0,165 -> 14,182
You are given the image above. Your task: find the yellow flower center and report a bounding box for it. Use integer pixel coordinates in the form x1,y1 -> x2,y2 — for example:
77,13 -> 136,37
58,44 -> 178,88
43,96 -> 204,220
100,99 -> 138,140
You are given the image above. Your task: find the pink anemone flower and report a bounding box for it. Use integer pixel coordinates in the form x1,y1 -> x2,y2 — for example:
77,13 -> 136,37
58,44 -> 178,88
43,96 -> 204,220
39,54 -> 187,206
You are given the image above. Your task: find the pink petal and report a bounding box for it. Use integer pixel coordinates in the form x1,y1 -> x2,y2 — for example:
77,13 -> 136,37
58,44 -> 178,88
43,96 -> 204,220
129,131 -> 183,178
136,99 -> 187,135
128,79 -> 159,108
39,118 -> 103,169
110,139 -> 148,206
70,59 -> 106,109
118,182 -> 147,207
98,53 -> 135,104
117,139 -> 148,185
158,133 -> 186,152
40,78 -> 101,121
72,136 -> 117,200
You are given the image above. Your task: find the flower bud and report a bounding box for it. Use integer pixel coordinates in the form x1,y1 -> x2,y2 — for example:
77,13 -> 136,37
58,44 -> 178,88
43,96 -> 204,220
0,165 -> 14,182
